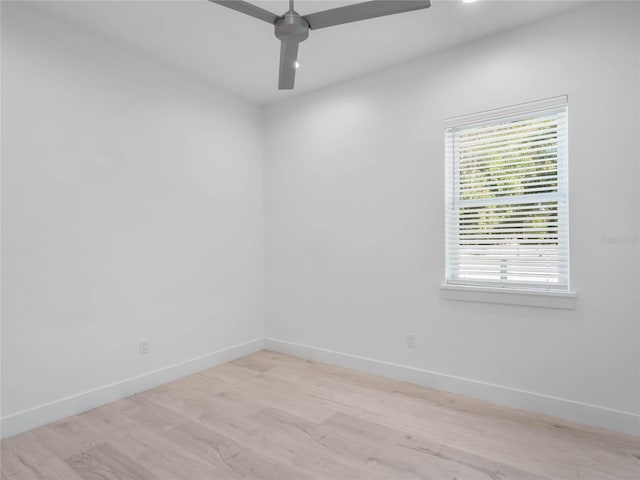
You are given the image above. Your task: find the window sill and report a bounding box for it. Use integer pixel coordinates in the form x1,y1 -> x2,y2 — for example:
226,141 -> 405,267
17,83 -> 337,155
440,284 -> 577,310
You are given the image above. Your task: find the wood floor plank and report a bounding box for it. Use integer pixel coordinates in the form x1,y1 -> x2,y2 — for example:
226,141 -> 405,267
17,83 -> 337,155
66,442 -> 160,480
112,396 -> 185,435
231,355 -> 277,373
202,363 -> 336,423
2,350 -> 638,480
249,407 -> 411,479
163,420 -> 313,480
252,405 -> 542,480
324,410 -> 551,480
142,382 -> 264,441
1,432 -> 84,480
240,426 -> 390,480
80,420 -> 236,480
28,415 -> 102,460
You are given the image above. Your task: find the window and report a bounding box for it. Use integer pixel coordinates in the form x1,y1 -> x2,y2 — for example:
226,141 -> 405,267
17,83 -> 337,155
444,96 -> 569,293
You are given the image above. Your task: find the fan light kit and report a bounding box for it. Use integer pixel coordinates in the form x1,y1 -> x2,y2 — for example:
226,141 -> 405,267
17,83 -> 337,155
209,0 -> 431,90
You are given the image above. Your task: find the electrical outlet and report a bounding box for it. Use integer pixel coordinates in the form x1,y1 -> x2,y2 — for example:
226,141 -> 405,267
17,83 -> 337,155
406,333 -> 416,349
139,338 -> 150,355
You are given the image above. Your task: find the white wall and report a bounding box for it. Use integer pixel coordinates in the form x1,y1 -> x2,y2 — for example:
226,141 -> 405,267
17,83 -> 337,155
264,2 -> 640,434
1,4 -> 264,436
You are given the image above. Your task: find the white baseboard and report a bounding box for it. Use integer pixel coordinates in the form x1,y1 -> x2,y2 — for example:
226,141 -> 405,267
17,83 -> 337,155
264,337 -> 639,437
1,338 -> 264,439
4,336 -> 637,439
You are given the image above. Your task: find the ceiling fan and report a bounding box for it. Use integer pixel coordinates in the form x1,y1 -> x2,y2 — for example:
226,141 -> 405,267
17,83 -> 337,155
209,0 -> 431,90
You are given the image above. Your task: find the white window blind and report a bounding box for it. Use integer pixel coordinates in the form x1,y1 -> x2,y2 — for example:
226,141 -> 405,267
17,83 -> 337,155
445,96 -> 569,291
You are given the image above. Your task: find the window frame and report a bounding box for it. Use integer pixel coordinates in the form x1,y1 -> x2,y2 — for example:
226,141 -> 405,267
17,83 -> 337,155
442,96 -> 575,308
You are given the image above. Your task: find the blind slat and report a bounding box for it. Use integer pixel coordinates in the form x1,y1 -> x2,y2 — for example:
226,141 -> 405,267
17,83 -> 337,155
459,152 -> 564,171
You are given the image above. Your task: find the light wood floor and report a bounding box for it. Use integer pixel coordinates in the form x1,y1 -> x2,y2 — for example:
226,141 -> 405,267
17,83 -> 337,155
2,350 -> 639,480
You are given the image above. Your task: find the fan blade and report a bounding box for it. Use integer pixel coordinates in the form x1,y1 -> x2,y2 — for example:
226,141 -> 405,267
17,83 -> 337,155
304,0 -> 430,30
208,0 -> 280,25
278,40 -> 299,90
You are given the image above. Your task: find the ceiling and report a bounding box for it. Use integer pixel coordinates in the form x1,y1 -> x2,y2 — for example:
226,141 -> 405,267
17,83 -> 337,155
31,0 -> 589,104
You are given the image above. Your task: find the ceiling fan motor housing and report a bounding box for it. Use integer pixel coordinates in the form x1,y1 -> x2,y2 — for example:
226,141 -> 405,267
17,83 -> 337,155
275,11 -> 309,43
